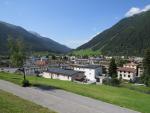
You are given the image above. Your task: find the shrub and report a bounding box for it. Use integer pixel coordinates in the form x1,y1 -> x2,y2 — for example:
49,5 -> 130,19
103,77 -> 111,85
111,78 -> 121,86
103,77 -> 121,86
22,79 -> 30,87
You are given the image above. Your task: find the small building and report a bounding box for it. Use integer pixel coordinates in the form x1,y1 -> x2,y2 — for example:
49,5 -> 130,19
40,56 -> 48,61
35,60 -> 48,67
0,67 -> 18,73
42,68 -> 85,81
89,57 -> 102,64
117,67 -> 137,80
70,64 -> 102,82
74,59 -> 89,65
24,66 -> 48,75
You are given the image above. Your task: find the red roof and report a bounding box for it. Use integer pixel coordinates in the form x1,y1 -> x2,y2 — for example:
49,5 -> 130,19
35,60 -> 48,66
117,67 -> 136,73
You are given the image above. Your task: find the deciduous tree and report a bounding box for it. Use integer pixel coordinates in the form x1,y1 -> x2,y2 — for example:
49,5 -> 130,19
8,36 -> 26,67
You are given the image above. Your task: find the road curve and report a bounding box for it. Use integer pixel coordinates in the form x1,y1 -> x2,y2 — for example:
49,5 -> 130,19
0,80 -> 139,113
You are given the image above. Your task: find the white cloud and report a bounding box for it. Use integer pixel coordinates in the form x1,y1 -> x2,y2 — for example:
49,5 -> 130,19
125,4 -> 150,17
125,7 -> 141,17
142,5 -> 150,12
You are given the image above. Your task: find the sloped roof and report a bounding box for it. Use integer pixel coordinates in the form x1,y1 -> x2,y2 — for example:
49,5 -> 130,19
117,67 -> 136,73
47,68 -> 82,76
71,64 -> 100,69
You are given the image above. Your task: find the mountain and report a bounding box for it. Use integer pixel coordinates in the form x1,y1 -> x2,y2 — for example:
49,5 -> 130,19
77,10 -> 150,56
0,21 -> 71,55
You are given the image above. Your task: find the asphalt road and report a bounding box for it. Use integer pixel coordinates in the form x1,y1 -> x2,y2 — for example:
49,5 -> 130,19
0,80 -> 139,113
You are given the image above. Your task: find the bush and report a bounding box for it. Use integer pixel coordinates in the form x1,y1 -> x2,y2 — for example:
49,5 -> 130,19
111,78 -> 121,86
103,77 -> 111,85
103,77 -> 121,86
22,79 -> 30,87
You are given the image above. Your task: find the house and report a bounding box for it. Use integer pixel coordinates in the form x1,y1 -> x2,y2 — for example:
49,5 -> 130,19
24,66 -> 48,75
69,56 -> 76,63
74,59 -> 89,65
35,60 -> 48,67
42,68 -> 85,81
0,67 -> 18,73
117,62 -> 139,81
117,67 -> 137,80
70,64 -> 103,82
134,57 -> 143,63
40,56 -> 48,61
89,57 -> 103,64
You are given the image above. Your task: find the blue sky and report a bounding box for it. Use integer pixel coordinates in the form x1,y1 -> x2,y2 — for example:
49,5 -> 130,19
0,0 -> 150,48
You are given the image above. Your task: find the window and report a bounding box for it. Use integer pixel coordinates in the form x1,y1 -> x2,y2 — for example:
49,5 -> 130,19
124,75 -> 126,77
128,75 -> 130,78
120,74 -> 122,77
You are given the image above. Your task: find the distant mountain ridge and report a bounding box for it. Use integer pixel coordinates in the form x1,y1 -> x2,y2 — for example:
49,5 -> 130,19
0,21 -> 71,55
77,10 -> 150,56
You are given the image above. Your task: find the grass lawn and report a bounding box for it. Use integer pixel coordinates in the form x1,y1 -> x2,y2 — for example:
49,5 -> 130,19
121,83 -> 150,94
0,89 -> 56,113
0,72 -> 150,113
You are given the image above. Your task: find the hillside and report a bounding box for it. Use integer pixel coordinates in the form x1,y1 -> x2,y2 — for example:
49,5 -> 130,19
77,10 -> 150,56
0,21 -> 71,55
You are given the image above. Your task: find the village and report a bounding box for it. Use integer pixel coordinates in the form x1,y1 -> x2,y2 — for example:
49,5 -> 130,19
0,55 -> 144,85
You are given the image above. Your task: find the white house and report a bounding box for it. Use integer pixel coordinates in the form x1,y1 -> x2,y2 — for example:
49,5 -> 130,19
70,64 -> 102,82
74,59 -> 89,65
42,68 -> 85,81
117,62 -> 139,81
117,67 -> 137,80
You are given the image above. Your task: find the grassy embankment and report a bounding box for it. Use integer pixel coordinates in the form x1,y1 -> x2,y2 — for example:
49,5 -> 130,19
70,49 -> 101,57
0,72 -> 150,113
0,89 -> 56,113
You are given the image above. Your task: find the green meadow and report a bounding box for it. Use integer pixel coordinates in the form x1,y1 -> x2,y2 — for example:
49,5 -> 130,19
0,72 -> 150,113
0,89 -> 56,113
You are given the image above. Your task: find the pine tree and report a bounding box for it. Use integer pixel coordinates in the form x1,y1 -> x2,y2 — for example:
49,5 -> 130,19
108,58 -> 117,78
143,49 -> 150,86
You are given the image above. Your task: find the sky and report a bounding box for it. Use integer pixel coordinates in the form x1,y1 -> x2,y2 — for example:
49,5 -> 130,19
0,0 -> 150,48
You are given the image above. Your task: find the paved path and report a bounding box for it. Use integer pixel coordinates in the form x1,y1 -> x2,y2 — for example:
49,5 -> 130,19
0,80 -> 139,113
